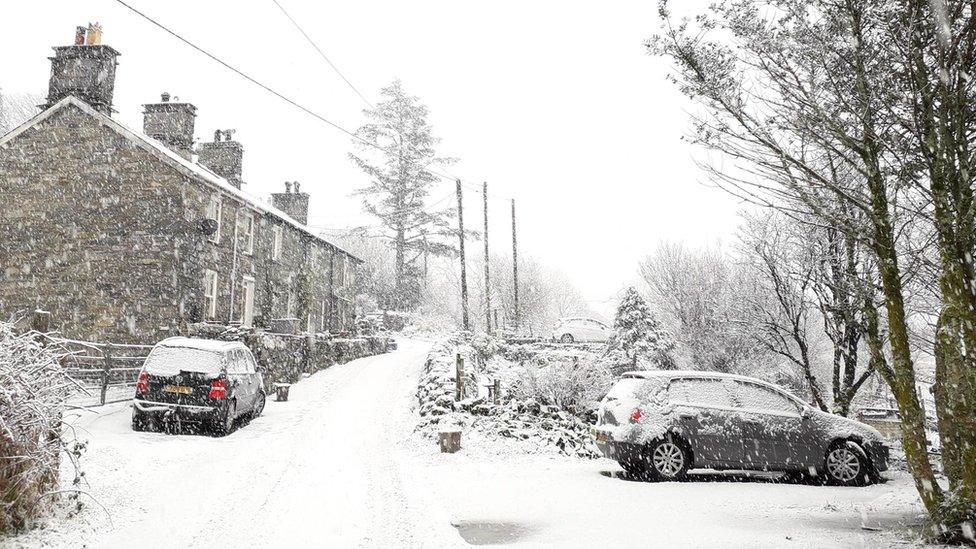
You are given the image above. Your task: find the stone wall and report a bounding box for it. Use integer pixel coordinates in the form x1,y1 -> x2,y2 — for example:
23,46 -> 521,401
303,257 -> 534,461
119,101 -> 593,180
0,104 -> 191,344
186,323 -> 388,390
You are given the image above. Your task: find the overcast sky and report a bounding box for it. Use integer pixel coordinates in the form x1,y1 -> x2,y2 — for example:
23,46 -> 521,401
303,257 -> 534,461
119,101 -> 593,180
2,0 -> 741,317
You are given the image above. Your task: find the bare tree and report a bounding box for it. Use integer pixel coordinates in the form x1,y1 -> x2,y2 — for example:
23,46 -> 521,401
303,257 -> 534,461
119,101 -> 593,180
641,242 -> 760,373
0,89 -> 41,135
650,0 -> 974,533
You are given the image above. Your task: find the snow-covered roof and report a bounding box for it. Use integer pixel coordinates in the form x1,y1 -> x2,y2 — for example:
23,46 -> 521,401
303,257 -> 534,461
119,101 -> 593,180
0,96 -> 361,262
155,337 -> 244,354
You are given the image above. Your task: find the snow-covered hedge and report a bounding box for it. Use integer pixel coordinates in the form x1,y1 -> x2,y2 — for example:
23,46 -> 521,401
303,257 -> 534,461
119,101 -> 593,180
0,323 -> 84,533
186,323 -> 388,389
416,333 -> 601,458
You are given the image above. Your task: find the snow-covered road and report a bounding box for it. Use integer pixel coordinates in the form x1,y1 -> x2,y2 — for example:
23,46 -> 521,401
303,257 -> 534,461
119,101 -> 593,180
15,339 -> 458,549
9,338 -> 929,549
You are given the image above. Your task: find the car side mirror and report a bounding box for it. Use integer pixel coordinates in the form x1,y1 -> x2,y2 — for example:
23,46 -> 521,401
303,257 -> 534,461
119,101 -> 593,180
801,406 -> 813,419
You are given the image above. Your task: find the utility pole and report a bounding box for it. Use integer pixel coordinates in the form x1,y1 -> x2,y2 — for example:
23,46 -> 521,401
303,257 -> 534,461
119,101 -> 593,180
457,180 -> 470,331
511,198 -> 520,332
483,181 -> 491,333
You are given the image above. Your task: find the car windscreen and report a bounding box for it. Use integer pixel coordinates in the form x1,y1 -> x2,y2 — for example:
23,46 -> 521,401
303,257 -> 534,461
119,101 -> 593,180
142,346 -> 224,378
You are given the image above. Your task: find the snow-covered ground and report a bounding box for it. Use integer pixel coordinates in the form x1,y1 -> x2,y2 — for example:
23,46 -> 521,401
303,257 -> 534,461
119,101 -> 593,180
6,338 -> 932,548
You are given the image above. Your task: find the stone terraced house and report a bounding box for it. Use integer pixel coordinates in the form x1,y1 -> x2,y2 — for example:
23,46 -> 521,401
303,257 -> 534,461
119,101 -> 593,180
0,26 -> 360,344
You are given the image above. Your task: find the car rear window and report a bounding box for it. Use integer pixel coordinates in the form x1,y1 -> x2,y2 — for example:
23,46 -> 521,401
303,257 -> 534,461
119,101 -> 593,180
142,346 -> 224,377
605,378 -> 645,399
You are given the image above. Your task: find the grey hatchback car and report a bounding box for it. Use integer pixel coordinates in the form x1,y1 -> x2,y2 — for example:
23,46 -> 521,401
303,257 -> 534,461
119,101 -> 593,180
593,371 -> 889,486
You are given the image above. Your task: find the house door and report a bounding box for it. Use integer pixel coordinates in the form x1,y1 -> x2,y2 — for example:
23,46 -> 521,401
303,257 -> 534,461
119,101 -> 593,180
242,277 -> 255,327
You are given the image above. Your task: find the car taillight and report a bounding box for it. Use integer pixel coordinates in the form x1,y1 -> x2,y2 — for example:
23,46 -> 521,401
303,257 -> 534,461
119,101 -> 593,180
630,408 -> 642,422
136,371 -> 149,394
208,378 -> 226,399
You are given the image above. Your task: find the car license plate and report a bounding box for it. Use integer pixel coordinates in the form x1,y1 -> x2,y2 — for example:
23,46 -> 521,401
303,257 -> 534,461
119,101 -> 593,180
163,385 -> 192,395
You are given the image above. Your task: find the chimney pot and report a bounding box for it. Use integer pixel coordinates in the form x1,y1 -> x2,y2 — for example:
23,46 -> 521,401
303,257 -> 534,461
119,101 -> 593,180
85,23 -> 102,46
198,130 -> 244,188
143,93 -> 197,160
45,26 -> 120,114
272,182 -> 310,224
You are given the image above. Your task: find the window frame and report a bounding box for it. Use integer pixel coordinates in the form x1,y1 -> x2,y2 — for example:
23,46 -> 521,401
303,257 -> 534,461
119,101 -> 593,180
204,269 -> 219,319
243,213 -> 255,256
207,193 -> 222,244
272,225 -> 283,262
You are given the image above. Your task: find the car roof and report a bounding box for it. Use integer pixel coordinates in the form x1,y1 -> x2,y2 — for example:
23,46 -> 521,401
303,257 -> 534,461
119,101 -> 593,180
620,370 -> 806,403
557,317 -> 604,323
155,337 -> 246,354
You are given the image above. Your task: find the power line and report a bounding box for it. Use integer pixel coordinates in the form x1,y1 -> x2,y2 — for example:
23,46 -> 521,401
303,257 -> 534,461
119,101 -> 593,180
269,0 -> 374,108
110,0 -> 512,200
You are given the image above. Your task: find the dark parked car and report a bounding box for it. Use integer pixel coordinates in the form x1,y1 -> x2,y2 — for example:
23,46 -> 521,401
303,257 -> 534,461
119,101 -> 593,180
132,337 -> 266,435
594,371 -> 889,486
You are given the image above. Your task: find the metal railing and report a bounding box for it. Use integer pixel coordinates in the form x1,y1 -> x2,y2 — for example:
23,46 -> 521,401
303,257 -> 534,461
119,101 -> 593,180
52,337 -> 153,407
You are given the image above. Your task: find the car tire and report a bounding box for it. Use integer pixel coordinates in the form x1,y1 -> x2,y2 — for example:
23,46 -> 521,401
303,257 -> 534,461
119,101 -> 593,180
252,391 -> 266,418
824,441 -> 870,486
131,410 -> 157,432
645,437 -> 690,481
214,400 -> 236,436
559,333 -> 575,344
619,460 -> 648,479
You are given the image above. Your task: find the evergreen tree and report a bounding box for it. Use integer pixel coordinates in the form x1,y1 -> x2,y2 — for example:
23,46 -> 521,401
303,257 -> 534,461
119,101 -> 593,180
609,287 -> 673,370
349,80 -> 457,310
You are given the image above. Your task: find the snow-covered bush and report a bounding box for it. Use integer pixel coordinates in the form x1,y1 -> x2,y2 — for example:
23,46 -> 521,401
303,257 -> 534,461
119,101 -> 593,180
506,356 -> 613,414
0,323 -> 84,533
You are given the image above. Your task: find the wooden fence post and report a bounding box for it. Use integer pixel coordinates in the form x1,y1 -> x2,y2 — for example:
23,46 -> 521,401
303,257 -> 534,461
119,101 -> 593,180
30,310 -> 51,334
101,343 -> 113,406
456,353 -> 464,401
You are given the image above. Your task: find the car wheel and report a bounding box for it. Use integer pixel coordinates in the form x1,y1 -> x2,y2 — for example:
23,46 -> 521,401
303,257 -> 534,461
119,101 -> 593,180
646,437 -> 690,481
559,333 -> 575,344
252,391 -> 266,418
825,441 -> 870,486
214,400 -> 236,436
131,411 -> 157,432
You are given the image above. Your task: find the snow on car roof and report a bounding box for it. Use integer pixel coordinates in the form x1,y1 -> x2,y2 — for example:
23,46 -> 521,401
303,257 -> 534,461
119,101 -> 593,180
620,370 -> 807,403
155,337 -> 244,354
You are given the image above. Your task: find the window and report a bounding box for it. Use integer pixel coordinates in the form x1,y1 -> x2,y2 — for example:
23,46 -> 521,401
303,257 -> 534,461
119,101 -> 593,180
207,193 -> 222,244
334,254 -> 345,287
285,274 -> 295,317
204,270 -> 218,319
668,378 -> 735,409
242,213 -> 255,255
272,226 -> 283,261
734,382 -> 801,415
241,276 -> 255,327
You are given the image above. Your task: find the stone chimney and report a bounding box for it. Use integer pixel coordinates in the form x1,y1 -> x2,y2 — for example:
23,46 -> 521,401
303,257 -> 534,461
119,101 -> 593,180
45,24 -> 120,115
271,181 -> 310,225
143,93 -> 197,160
198,129 -> 244,188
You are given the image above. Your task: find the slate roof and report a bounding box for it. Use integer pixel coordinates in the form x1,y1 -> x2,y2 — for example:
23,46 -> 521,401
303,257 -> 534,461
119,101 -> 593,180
0,95 -> 361,262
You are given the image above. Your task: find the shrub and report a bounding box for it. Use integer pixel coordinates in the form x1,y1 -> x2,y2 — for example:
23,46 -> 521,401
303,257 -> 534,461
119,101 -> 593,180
0,323 -> 83,534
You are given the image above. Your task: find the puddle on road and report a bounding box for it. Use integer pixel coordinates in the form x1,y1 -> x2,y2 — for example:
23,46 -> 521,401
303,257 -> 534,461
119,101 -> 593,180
452,520 -> 535,545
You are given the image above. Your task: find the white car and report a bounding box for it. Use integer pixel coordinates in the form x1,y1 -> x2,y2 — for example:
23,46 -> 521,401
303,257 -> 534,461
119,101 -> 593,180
552,317 -> 612,343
